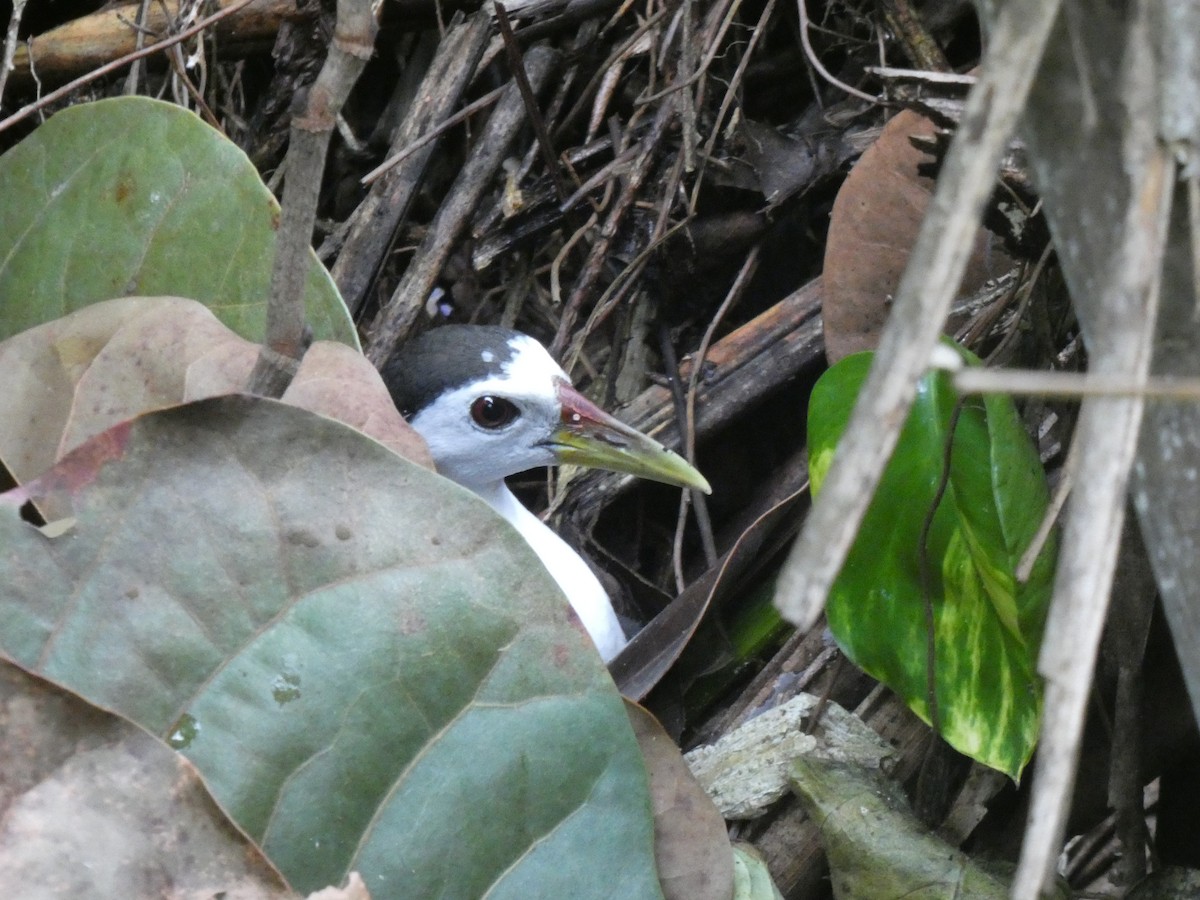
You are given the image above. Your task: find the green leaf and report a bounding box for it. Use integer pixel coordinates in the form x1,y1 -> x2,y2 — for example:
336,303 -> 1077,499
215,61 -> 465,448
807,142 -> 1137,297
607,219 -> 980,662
0,97 -> 356,347
0,397 -> 663,899
807,349 -> 1055,778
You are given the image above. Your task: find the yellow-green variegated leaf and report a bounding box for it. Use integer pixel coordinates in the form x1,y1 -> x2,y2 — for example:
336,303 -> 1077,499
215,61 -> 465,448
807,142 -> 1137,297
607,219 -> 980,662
808,348 -> 1055,778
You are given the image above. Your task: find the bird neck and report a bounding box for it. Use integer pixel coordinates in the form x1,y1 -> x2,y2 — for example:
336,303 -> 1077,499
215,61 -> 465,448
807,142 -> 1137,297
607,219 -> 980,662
472,480 -> 627,662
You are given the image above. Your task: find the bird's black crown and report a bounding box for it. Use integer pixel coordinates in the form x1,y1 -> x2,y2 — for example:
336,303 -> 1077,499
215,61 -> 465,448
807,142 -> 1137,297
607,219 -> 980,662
382,325 -> 526,419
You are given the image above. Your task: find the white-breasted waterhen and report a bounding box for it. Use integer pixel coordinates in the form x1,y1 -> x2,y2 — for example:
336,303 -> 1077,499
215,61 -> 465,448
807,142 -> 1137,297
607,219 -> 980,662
383,325 -> 711,661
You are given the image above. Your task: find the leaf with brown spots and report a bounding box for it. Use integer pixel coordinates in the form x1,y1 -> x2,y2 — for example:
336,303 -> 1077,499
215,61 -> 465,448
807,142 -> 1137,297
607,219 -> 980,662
0,397 -> 663,897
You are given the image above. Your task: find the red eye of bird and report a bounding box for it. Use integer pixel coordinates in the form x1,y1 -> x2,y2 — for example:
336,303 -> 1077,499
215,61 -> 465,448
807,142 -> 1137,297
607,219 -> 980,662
470,396 -> 520,429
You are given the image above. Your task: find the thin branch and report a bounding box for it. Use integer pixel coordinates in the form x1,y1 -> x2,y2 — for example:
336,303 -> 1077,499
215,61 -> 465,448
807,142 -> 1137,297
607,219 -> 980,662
950,368 -> 1200,399
360,85 -> 504,186
247,0 -> 378,396
796,0 -> 878,104
0,0 -> 259,135
0,0 -> 30,107
494,2 -> 570,203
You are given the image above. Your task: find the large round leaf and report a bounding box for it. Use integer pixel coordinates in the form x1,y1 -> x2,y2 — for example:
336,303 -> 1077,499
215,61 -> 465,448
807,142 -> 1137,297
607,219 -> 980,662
0,397 -> 662,898
0,97 -> 356,347
807,350 -> 1055,778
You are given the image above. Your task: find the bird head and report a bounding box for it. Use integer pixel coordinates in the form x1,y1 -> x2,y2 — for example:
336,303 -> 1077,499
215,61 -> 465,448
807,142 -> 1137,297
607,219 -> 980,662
383,325 -> 711,496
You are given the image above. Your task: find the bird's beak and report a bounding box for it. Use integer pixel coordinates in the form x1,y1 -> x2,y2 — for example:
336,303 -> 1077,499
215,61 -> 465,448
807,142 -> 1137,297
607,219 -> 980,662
549,381 -> 712,494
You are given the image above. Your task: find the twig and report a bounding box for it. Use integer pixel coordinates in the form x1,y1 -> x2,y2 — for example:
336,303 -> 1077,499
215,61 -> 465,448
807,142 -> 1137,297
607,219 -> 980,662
689,0 -> 775,211
561,215 -> 693,372
950,368 -> 1200,399
796,0 -> 878,104
1016,437 -> 1076,583
247,0 -> 378,396
494,3 -> 570,203
550,97 -> 675,359
364,46 -> 559,366
361,85 -> 504,185
865,66 -> 976,85
122,0 -> 153,95
333,10 -> 491,318
678,245 -> 760,573
0,0 -> 28,108
660,327 -> 700,592
635,0 -> 737,107
551,210 -> 599,306
878,0 -> 950,72
553,7 -> 670,142
0,0 -> 259,135
774,0 -> 1064,629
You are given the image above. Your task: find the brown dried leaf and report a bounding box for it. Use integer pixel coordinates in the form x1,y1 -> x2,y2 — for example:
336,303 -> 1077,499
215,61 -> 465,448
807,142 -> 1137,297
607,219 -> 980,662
0,297 -> 430,491
282,342 -> 433,468
822,109 -> 1014,362
626,700 -> 733,900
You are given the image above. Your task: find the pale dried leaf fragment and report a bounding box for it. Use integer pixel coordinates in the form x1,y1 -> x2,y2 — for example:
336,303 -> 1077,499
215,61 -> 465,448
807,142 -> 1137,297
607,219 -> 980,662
0,664 -> 291,900
685,693 -> 895,820
305,872 -> 371,900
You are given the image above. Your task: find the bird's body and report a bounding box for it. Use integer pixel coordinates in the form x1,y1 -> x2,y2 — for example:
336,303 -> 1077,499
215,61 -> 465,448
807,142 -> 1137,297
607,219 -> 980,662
383,326 -> 709,662
479,481 -> 626,659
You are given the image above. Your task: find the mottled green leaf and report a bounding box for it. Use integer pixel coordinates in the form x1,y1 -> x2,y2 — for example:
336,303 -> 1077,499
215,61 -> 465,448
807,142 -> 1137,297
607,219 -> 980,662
807,349 -> 1055,778
790,757 -> 1024,899
0,397 -> 662,899
0,97 -> 356,347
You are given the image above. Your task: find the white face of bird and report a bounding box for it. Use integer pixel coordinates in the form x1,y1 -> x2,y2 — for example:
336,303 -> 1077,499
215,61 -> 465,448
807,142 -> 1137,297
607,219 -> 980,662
405,329 -> 711,495
407,333 -> 568,491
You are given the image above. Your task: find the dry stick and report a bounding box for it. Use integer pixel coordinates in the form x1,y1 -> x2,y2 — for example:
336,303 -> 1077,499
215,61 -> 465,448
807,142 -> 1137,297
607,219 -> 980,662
549,97 -> 675,359
660,327 -> 700,593
161,15 -> 222,130
688,0 -> 773,212
772,0 -> 1062,630
361,85 -> 503,185
878,0 -> 950,72
364,46 -> 559,367
677,246 -> 760,573
247,0 -> 378,396
0,0 -> 28,107
677,0 -> 697,172
334,11 -> 491,316
865,65 -> 976,85
553,7 -> 670,144
494,3 -> 570,204
122,0 -> 153,95
664,246 -> 757,584
0,0 -> 258,134
951,367 -> 1200,399
561,215 -> 693,372
1191,175 -> 1200,321
796,0 -> 878,104
1016,437 -> 1076,584
1012,141 -> 1173,900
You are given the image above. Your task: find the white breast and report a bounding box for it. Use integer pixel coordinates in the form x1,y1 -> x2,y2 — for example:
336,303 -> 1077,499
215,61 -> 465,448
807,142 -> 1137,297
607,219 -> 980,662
482,485 -> 627,661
